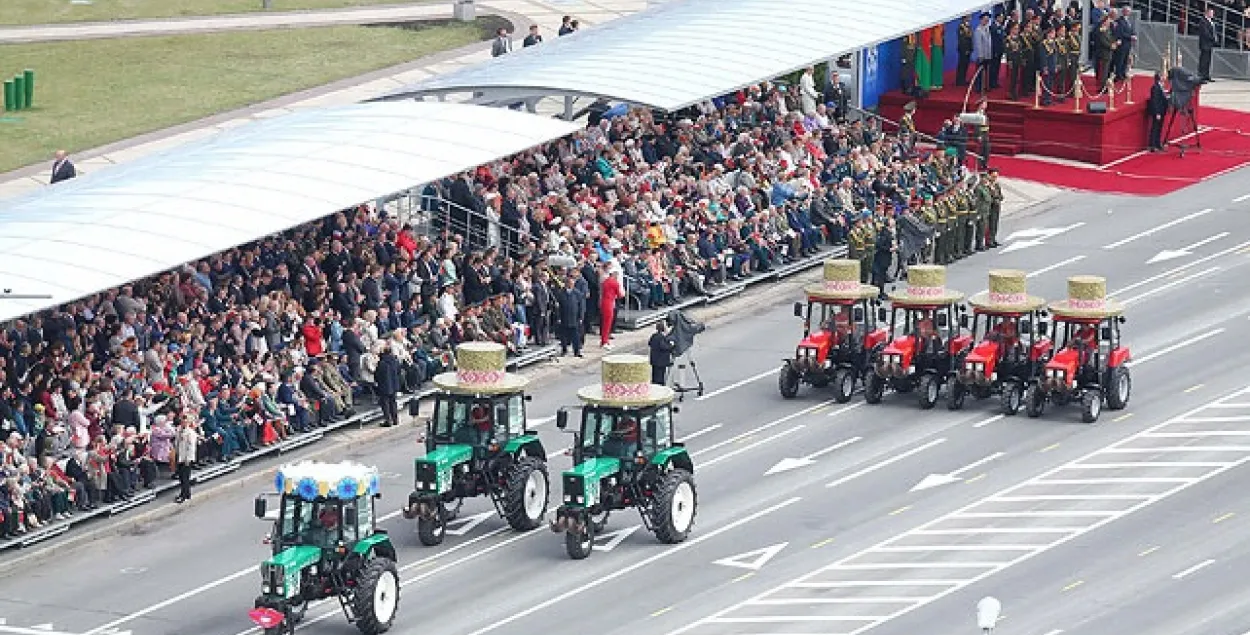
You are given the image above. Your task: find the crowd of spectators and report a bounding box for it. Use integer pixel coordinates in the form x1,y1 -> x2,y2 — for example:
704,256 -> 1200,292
0,65 -> 971,538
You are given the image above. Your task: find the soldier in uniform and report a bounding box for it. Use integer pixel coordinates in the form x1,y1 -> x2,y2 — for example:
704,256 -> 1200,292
858,213 -> 877,283
1022,16 -> 1040,97
1066,24 -> 1083,98
985,167 -> 1004,248
1039,26 -> 1058,106
900,102 -> 917,150
919,193 -> 940,264
953,183 -> 973,259
1095,13 -> 1118,89
1054,24 -> 1070,101
1004,23 -> 1024,100
957,15 -> 975,86
936,191 -> 954,265
973,174 -> 993,251
901,33 -> 919,96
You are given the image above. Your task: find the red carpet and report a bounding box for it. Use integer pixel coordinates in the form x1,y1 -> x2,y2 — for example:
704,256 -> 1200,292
992,107 -> 1250,196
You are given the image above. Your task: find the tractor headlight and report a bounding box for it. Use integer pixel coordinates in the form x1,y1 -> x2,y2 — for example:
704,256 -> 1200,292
885,354 -> 901,365
260,563 -> 284,596
563,494 -> 572,503
575,495 -> 584,504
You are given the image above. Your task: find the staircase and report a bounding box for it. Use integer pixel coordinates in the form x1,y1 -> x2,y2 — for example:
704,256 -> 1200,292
877,91 -> 1027,157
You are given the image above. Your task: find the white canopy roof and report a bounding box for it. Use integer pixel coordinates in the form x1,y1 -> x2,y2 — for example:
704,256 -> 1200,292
0,102 -> 579,323
378,0 -> 990,111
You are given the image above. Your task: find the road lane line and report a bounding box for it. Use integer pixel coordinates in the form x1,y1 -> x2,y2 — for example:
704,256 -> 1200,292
805,437 -> 862,461
696,368 -> 774,401
1172,559 -> 1216,579
1126,328 -> 1225,367
1234,193 -> 1250,203
828,402 -> 867,417
1110,240 -> 1250,297
679,424 -> 723,443
1102,208 -> 1215,249
702,426 -> 807,467
950,452 -> 1005,477
972,415 -> 1004,428
1119,266 -> 1221,306
691,400 -> 835,457
460,496 -> 803,635
826,439 -> 947,488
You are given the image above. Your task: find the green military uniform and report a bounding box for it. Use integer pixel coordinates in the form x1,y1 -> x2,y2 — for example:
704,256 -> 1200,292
986,168 -> 1004,248
1066,28 -> 1082,97
859,216 -> 877,283
934,193 -> 951,265
973,177 -> 992,251
1005,30 -> 1024,100
953,186 -> 974,258
1022,22 -> 1040,96
919,196 -> 939,263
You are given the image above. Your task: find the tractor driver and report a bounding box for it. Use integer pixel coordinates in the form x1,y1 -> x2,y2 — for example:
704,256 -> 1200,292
304,504 -> 341,545
1072,325 -> 1098,368
602,416 -> 640,459
989,319 -> 1023,361
915,314 -> 944,356
824,308 -> 853,344
454,402 -> 493,446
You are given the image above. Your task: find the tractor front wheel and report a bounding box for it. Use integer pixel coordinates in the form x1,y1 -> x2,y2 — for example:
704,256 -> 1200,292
352,558 -> 400,635
565,519 -> 595,560
652,470 -> 698,544
946,377 -> 966,411
1081,391 -> 1103,424
917,374 -> 940,410
1001,383 -> 1023,416
1106,366 -> 1132,410
864,372 -> 886,404
1025,384 -> 1046,418
778,364 -> 801,399
832,368 -> 856,403
503,456 -> 549,531
417,501 -> 447,546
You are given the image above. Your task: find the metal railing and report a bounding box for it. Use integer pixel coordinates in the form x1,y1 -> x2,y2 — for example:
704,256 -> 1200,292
1133,0 -> 1248,51
419,189 -> 529,260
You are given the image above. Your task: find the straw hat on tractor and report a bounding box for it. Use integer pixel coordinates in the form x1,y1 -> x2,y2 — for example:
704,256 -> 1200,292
1048,275 -> 1124,319
887,265 -> 965,306
432,342 -> 529,395
803,259 -> 879,301
968,269 -> 1047,313
577,354 -> 675,408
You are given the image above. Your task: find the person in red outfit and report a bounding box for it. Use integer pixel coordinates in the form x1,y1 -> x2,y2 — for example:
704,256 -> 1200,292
599,263 -> 622,349
302,316 -> 324,358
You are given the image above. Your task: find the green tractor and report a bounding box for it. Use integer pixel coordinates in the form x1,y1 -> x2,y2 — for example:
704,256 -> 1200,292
403,342 -> 549,546
550,354 -> 697,560
250,461 -> 399,635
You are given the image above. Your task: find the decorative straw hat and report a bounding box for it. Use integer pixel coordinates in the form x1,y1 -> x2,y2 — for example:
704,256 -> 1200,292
968,270 -> 1046,313
887,265 -> 965,306
1048,275 -> 1124,318
803,259 -> 879,301
432,342 -> 529,395
577,354 -> 675,408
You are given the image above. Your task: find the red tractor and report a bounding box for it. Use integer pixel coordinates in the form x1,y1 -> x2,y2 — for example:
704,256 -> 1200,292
948,270 -> 1054,415
779,260 -> 890,403
865,265 -> 973,409
1025,275 -> 1132,423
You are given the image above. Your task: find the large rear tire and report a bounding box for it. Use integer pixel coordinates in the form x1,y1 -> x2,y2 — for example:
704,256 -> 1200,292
917,374 -> 940,410
503,456 -> 549,531
352,558 -> 399,635
417,501 -> 447,546
652,469 -> 698,544
565,519 -> 594,560
832,368 -> 856,403
778,364 -> 800,399
1106,366 -> 1131,410
864,372 -> 886,404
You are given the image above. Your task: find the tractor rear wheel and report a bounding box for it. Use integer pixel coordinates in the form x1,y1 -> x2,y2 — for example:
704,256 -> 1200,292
832,368 -> 855,403
352,558 -> 399,635
503,456 -> 549,531
917,374 -> 940,410
1106,366 -> 1132,410
864,372 -> 886,404
1025,385 -> 1046,418
1001,383 -> 1023,416
778,364 -> 800,399
417,501 -> 447,546
565,520 -> 594,560
946,377 -> 966,411
652,469 -> 698,544
1081,391 -> 1103,423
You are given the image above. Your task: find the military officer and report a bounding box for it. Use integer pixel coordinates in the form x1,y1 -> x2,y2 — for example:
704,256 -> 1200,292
973,174 -> 992,251
919,193 -> 940,264
1039,26 -> 1059,106
957,15 -> 975,87
901,33 -> 919,96
1096,13 -> 1118,89
1005,22 -> 1024,100
954,183 -> 974,258
1021,16 -> 1040,97
1066,24 -> 1082,98
900,102 -> 917,149
858,212 -> 877,283
985,167 -> 1004,248
1054,24 -> 1070,102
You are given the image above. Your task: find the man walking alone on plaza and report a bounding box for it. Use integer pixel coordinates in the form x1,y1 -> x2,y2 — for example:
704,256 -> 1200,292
174,416 -> 202,504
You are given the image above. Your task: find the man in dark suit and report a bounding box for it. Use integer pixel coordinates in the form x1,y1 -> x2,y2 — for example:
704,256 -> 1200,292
50,150 -> 76,184
554,273 -> 584,357
523,24 -> 543,47
648,322 -> 675,386
374,345 -> 401,427
1197,7 -> 1217,83
1147,71 -> 1169,152
1112,6 -> 1136,82
989,12 -> 1007,90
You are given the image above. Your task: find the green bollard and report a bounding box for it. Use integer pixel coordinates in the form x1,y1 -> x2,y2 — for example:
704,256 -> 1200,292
22,69 -> 33,108
13,75 -> 25,110
2,80 -> 13,112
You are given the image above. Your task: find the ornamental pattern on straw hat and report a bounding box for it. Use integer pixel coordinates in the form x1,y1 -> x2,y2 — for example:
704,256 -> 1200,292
577,354 -> 675,407
1048,275 -> 1125,318
432,342 -> 529,395
968,269 -> 1047,312
803,259 -> 879,301
887,264 -> 965,305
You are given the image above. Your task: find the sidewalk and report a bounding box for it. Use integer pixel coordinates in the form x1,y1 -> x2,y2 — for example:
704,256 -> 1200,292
0,0 -> 649,199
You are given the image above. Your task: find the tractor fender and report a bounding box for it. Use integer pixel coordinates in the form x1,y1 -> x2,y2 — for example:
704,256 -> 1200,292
503,434 -> 547,460
351,533 -> 397,562
1108,346 -> 1131,368
651,446 -> 694,474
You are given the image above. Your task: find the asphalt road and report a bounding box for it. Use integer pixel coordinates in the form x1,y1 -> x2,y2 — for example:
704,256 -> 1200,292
2,168 -> 1249,635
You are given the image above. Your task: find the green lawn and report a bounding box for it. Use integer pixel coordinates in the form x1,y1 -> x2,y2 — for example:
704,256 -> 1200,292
0,21 -> 492,173
0,0 -> 436,26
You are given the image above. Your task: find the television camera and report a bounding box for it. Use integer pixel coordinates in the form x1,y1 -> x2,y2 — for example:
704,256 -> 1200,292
1164,67 -> 1202,155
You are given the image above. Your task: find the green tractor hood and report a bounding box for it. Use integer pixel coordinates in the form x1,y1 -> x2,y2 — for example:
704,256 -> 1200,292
415,444 -> 474,495
561,457 -> 621,508
262,545 -> 322,600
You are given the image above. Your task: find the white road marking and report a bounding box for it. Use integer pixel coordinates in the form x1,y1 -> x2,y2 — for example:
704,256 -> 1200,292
789,580 -> 962,587
912,452 -> 1004,491
1126,328 -> 1225,367
1033,478 -> 1191,485
767,437 -> 863,476
751,597 -> 921,605
702,426 -> 807,467
665,385 -> 1250,635
1102,208 -> 1215,249
691,400 -> 835,458
1177,415 -> 1250,423
951,452 -> 1005,477
592,525 -> 642,552
828,402 -> 867,417
461,497 -> 803,635
1103,446 -> 1250,453
972,256 -> 1086,294
0,627 -> 77,635
1148,232 -> 1231,264
445,511 -> 493,536
713,542 -> 789,571
972,415 -> 1005,428
1146,431 -> 1250,437
696,368 -> 775,401
826,438 -> 947,488
1110,240 -> 1250,297
915,527 -> 1084,535
679,424 -> 723,443
1172,559 -> 1216,579
1119,266 -> 1221,306
1074,462 -> 1231,468
1233,193 -> 1250,203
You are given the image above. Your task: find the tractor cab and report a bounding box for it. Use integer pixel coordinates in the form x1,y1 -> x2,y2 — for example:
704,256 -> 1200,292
551,355 -> 698,560
251,461 -> 397,635
406,342 -> 549,547
779,259 -> 887,402
1028,275 -> 1132,423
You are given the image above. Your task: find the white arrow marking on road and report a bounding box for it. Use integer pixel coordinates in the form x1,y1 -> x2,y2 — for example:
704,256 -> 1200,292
910,452 -> 1005,492
1146,232 -> 1229,264
714,542 -> 789,571
1233,193 -> 1250,203
765,437 -> 862,476
593,525 -> 641,552
1001,223 -> 1086,254
29,627 -> 52,632
445,511 -> 494,536
0,626 -> 79,635
1104,208 -> 1215,249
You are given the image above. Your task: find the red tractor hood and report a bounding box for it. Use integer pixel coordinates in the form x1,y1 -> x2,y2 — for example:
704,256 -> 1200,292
964,341 -> 999,377
1046,348 -> 1080,380
883,336 -> 916,366
799,330 -> 833,350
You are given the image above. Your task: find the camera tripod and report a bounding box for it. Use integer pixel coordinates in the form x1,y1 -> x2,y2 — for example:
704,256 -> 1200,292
1164,101 -> 1201,157
671,351 -> 705,402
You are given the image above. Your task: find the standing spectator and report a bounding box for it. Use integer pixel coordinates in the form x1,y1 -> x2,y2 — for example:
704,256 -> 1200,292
491,27 -> 513,57
558,15 -> 576,36
174,416 -> 201,504
1112,6 -> 1136,82
598,263 -> 621,350
50,150 -> 76,184
1147,71 -> 1168,152
957,15 -> 975,86
972,13 -> 993,93
648,322 -> 675,386
799,67 -> 819,117
374,344 -> 401,428
1197,7 -> 1217,83
554,273 -> 584,358
523,24 -> 543,47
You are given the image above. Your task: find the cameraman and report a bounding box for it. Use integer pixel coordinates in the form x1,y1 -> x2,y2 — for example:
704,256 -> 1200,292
1147,71 -> 1168,152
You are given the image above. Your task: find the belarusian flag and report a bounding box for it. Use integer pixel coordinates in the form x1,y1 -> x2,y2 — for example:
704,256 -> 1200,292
930,24 -> 945,89
917,29 -> 932,91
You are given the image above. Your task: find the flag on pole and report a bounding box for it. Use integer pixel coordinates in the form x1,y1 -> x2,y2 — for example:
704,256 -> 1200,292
930,24 -> 945,89
917,29 -> 932,91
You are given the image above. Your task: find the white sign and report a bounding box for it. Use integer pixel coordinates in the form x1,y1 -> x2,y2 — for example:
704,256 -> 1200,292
713,543 -> 789,571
